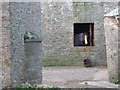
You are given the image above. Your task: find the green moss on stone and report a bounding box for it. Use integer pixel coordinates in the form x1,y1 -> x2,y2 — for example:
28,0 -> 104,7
42,53 -> 83,67
111,77 -> 120,84
73,2 -> 93,18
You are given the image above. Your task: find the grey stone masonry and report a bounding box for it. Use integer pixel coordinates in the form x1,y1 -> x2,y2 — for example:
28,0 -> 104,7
41,2 -> 77,66
73,2 -> 117,66
24,40 -> 42,85
104,8 -> 120,83
1,2 -> 42,89
0,1 -> 120,89
0,1 -> 2,89
41,2 -> 118,66
2,2 -> 11,89
9,2 -> 42,86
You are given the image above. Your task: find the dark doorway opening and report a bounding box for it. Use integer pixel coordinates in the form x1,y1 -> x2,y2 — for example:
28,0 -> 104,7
74,23 -> 94,46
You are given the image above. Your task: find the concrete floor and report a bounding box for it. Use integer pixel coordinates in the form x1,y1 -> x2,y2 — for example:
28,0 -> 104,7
42,66 -> 119,88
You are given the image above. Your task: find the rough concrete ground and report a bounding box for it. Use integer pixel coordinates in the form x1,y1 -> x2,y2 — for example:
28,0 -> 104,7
42,66 -> 119,88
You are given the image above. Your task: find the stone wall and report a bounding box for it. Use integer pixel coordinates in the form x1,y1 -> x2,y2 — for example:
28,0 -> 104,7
2,2 -> 11,88
0,1 -> 119,88
73,2 -> 106,65
9,2 -> 42,85
0,1 -> 2,89
41,2 -> 118,66
104,16 -> 119,83
118,2 -> 120,82
1,2 -> 42,88
41,2 -> 80,66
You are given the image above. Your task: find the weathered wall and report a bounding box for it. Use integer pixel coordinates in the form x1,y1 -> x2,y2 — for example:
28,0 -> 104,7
0,1 -> 1,89
2,2 -> 11,88
119,2 -> 120,83
9,2 -> 26,85
0,1 -> 119,88
104,16 -> 119,83
73,2 -> 95,65
73,2 -> 118,66
1,2 -> 42,88
9,2 -> 42,85
41,2 -> 118,66
73,2 -> 100,65
41,2 -> 81,66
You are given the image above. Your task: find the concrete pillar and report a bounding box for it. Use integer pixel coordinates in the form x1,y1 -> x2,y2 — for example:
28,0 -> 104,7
0,1 -> 2,90
9,2 -> 42,86
2,2 -> 12,89
1,2 -> 42,89
24,39 -> 42,85
104,16 -> 119,83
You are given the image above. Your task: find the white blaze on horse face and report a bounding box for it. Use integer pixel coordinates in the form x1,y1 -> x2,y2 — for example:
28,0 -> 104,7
115,16 -> 120,23
85,34 -> 88,45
